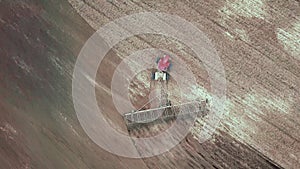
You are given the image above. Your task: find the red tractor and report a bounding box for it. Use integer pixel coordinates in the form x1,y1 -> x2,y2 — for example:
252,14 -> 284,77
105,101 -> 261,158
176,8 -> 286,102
152,55 -> 171,81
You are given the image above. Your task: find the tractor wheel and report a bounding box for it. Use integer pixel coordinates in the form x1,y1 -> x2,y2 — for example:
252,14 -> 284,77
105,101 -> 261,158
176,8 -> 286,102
167,62 -> 172,71
151,72 -> 155,80
166,72 -> 170,81
156,57 -> 160,64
